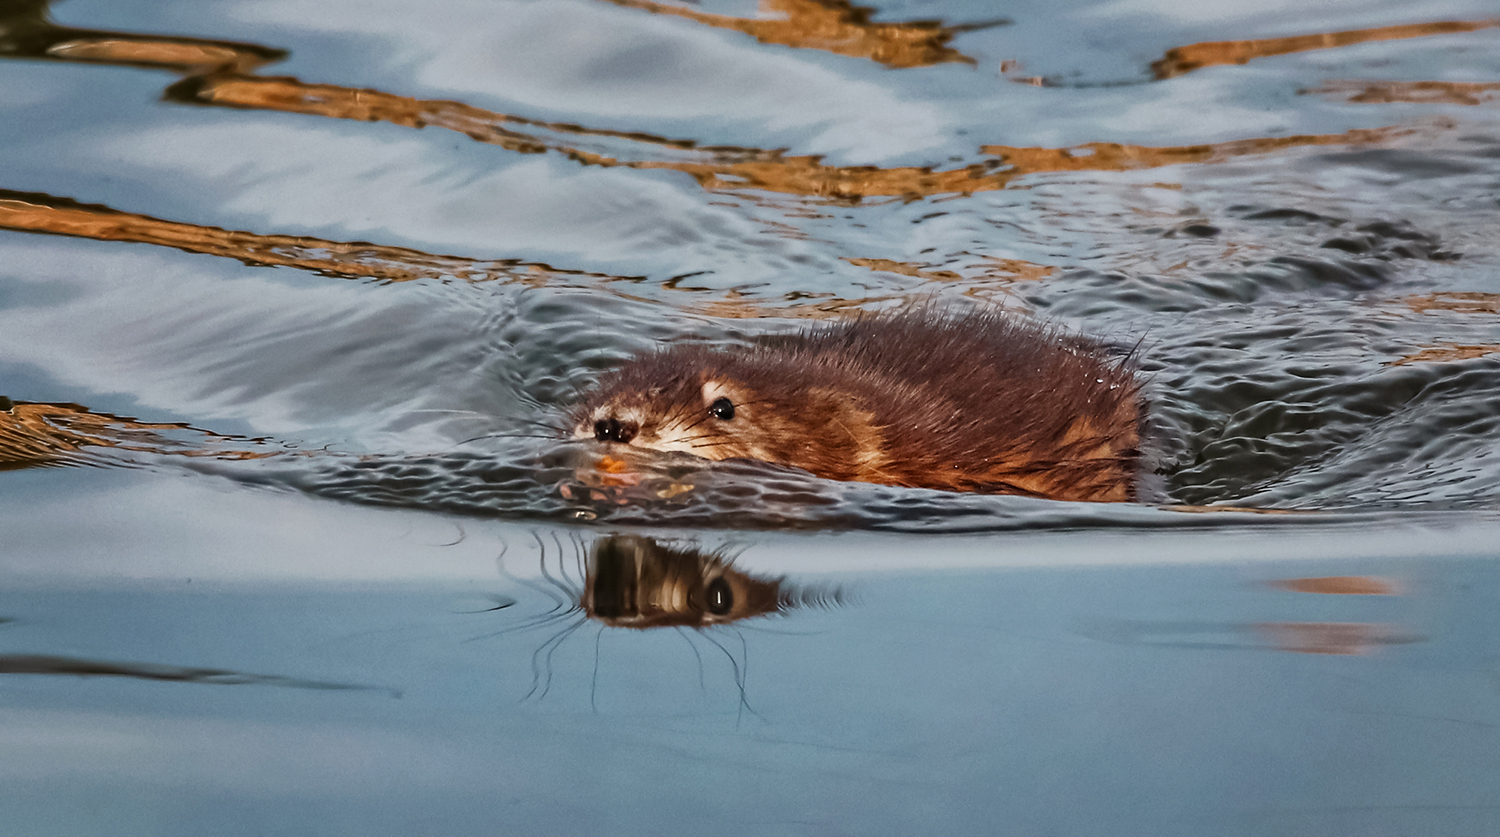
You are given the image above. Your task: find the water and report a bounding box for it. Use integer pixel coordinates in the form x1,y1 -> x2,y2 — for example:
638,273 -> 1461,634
2,0 -> 1499,833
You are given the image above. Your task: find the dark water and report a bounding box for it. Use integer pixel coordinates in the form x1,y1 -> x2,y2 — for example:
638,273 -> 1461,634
2,0 -> 1500,833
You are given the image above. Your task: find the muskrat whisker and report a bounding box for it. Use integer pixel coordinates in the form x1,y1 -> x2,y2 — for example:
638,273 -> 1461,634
514,415 -> 570,432
450,431 -> 562,448
673,413 -> 715,435
404,408 -> 492,420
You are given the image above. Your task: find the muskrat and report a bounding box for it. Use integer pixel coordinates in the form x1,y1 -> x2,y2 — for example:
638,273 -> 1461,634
570,309 -> 1144,502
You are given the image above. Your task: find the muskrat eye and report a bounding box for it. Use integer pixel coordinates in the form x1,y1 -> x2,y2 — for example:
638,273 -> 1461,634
709,397 -> 735,421
705,577 -> 733,616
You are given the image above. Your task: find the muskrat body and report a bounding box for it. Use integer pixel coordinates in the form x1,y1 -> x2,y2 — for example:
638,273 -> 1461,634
571,309 -> 1144,502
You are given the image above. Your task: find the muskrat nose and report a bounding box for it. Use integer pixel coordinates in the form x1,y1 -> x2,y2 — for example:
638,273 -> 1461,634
594,417 -> 638,444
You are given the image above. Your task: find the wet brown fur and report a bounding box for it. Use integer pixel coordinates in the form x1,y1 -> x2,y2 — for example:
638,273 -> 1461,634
571,309 -> 1144,502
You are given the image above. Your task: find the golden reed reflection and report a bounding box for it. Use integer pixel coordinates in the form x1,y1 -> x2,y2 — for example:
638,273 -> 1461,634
188,68 -> 1399,202
0,0 -> 284,73
1405,292 -> 1500,315
0,188 -> 891,316
1153,18 -> 1499,80
0,189 -> 608,285
2,2 -> 1436,207
1255,622 -> 1409,655
1260,574 -> 1410,655
1267,575 -> 1399,595
45,37 -> 277,74
605,126 -> 1411,202
0,398 -> 269,470
1306,80 -> 1500,106
1387,344 -> 1500,366
595,0 -> 1005,68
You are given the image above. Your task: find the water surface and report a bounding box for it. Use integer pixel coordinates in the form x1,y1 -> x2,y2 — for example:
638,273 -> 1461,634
2,0 -> 1499,833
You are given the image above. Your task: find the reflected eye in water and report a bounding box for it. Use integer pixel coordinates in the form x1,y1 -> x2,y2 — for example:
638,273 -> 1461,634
581,534 -> 791,629
705,576 -> 734,616
486,532 -> 847,716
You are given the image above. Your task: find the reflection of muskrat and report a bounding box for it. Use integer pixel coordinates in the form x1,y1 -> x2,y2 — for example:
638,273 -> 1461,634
571,309 -> 1144,502
586,535 -> 795,628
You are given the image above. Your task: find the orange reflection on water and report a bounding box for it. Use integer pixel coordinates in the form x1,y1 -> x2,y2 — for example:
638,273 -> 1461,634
1267,576 -> 1400,595
622,126 -> 1407,202
0,400 -> 267,469
1255,622 -> 1408,655
1306,80 -> 1500,106
46,38 -> 271,74
9,11 -> 1434,204
0,190 -> 595,285
1260,575 -> 1411,655
1153,18 -> 1499,80
843,257 -> 963,282
1387,344 -> 1500,366
0,187 -> 903,317
976,257 -> 1057,283
177,75 -> 562,157
595,0 -> 1003,68
1405,292 -> 1500,315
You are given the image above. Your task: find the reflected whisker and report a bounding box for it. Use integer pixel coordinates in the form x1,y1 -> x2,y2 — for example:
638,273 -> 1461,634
539,531 -> 575,599
461,608 -> 576,643
525,614 -> 587,702
675,626 -> 709,698
493,535 -> 567,613
591,623 -> 604,714
700,628 -> 760,726
733,624 -> 832,636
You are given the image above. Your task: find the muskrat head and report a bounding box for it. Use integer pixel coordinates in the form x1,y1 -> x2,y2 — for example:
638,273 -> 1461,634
572,367 -> 767,460
571,347 -> 888,481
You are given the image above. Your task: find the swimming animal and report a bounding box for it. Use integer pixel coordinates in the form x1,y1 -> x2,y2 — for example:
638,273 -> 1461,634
570,309 -> 1144,502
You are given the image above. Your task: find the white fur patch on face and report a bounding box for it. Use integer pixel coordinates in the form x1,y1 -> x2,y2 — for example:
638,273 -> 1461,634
647,405 -> 711,454
701,380 -> 734,407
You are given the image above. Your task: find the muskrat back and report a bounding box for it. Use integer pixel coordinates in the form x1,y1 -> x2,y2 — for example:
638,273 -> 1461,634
571,309 -> 1144,502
